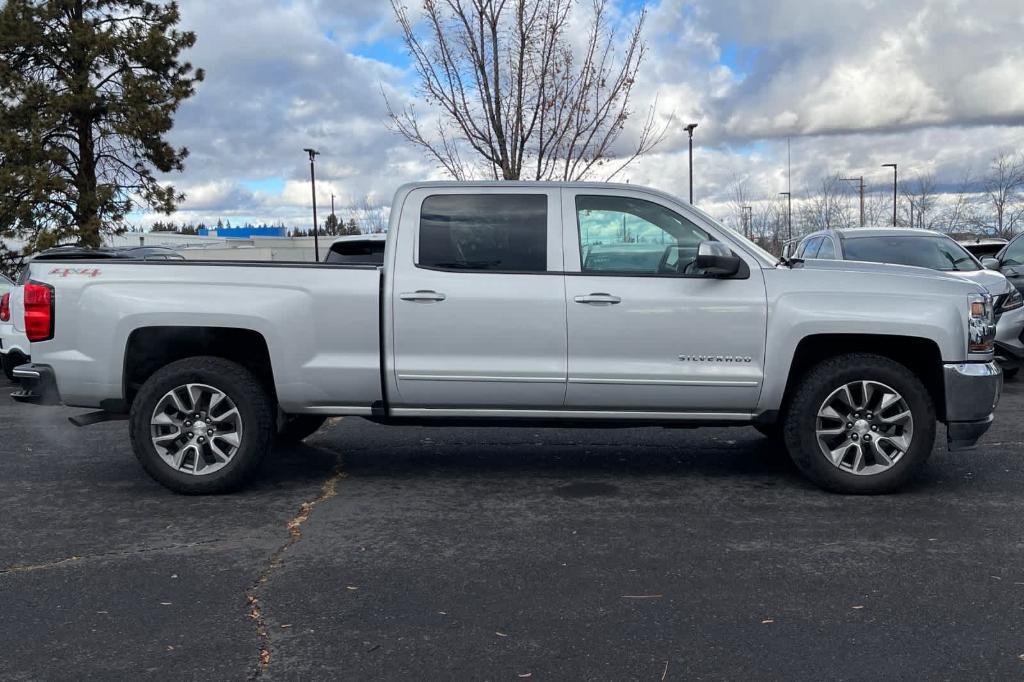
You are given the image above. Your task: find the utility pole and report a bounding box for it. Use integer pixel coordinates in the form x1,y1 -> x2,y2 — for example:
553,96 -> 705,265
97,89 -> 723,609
304,148 -> 321,260
779,192 -> 792,241
685,123 -> 698,204
742,206 -> 753,239
841,176 -> 865,226
882,163 -> 897,226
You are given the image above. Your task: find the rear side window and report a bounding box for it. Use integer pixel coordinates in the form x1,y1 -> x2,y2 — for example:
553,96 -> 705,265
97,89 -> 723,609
326,240 -> 386,265
418,194 -> 547,272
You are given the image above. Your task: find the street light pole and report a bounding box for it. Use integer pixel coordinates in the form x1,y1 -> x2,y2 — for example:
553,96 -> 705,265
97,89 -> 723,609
685,123 -> 698,204
840,176 -> 865,226
742,205 -> 753,239
882,163 -> 897,227
779,192 -> 792,241
304,148 -> 321,261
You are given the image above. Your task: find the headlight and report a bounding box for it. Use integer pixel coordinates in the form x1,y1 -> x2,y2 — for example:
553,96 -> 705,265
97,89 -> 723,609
1001,287 -> 1023,311
968,293 -> 996,353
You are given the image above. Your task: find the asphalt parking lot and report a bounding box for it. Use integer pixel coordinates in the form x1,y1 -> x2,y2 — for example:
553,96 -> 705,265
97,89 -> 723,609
1,377 -> 1024,680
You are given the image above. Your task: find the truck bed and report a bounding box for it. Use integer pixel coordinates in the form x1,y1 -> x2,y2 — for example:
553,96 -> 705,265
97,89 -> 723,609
28,259 -> 384,413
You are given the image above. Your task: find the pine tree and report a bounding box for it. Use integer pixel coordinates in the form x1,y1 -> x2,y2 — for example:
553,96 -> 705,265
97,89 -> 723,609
345,218 -> 360,235
0,0 -> 203,250
324,213 -> 339,236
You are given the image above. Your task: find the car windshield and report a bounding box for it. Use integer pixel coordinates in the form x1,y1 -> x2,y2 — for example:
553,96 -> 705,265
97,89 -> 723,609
842,235 -> 981,272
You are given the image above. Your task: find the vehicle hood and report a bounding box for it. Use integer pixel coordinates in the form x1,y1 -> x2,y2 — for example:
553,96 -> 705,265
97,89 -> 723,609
949,268 -> 1012,296
795,258 -> 989,291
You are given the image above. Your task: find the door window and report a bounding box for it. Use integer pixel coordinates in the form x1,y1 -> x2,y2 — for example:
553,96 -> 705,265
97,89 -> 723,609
814,237 -> 835,259
418,194 -> 547,272
801,237 -> 823,259
576,195 -> 711,275
1002,237 -> 1024,266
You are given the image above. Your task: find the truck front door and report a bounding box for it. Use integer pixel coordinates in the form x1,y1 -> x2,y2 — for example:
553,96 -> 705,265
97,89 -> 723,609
561,189 -> 767,414
389,188 -> 567,411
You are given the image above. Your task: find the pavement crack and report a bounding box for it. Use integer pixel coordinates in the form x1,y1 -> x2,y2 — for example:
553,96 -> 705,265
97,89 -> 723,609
245,461 -> 346,679
0,539 -> 226,575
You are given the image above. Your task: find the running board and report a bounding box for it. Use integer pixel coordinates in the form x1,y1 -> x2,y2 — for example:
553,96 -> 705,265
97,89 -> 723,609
69,410 -> 129,427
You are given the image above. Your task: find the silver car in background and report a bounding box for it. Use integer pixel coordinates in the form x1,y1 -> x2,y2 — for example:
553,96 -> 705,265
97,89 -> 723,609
795,227 -> 1024,379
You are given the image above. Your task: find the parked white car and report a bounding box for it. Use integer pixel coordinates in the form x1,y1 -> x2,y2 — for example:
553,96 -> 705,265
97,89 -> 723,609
14,183 -> 1001,495
794,227 -> 1024,379
0,277 -> 29,382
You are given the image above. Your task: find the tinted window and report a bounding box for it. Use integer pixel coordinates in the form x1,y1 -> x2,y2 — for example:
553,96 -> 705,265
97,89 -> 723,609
815,237 -> 836,259
326,239 -> 386,265
801,237 -> 823,259
843,235 -> 980,271
576,195 -> 711,275
418,194 -> 547,272
1002,237 -> 1024,266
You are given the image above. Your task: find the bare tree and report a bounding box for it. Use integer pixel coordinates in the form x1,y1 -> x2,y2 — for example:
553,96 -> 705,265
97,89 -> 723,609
357,195 -> 390,234
799,174 -> 854,233
729,175 -> 753,238
386,0 -> 667,181
936,168 -> 979,234
900,172 -> 938,229
977,151 -> 1024,238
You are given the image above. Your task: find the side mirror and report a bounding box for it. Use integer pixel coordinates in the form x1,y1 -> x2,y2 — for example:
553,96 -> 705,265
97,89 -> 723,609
982,257 -> 1001,270
695,240 -> 741,277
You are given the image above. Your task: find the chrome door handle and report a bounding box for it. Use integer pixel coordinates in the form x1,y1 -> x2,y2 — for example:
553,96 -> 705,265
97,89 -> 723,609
399,290 -> 447,302
573,293 -> 621,305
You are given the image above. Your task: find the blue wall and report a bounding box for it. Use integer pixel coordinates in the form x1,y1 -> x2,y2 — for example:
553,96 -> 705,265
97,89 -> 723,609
198,225 -> 288,239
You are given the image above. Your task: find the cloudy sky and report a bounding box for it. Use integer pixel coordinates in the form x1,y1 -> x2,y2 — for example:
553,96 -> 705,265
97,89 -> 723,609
147,0 -> 1024,230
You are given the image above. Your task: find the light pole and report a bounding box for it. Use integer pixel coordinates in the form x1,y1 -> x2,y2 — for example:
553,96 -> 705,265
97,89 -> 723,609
882,163 -> 897,227
779,192 -> 792,241
840,176 -> 865,226
685,123 -> 698,204
304,148 -> 321,261
742,205 -> 753,239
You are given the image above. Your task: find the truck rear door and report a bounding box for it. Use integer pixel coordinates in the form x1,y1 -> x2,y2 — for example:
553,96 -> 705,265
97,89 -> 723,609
388,187 -> 567,411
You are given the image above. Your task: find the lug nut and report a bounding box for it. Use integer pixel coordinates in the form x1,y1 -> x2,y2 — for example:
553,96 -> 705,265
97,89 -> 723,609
851,433 -> 859,440
846,422 -> 853,429
207,429 -> 213,436
854,412 -> 861,418
867,413 -> 873,419
864,434 -> 872,442
871,425 -> 878,431
184,420 -> 192,427
187,432 -> 194,438
198,436 -> 205,443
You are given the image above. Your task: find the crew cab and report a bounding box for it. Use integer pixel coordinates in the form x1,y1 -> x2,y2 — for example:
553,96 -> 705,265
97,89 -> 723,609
13,182 -> 1002,495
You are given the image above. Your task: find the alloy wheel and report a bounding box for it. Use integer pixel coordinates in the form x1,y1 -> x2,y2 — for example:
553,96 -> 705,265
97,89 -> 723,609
815,380 -> 914,476
150,383 -> 244,476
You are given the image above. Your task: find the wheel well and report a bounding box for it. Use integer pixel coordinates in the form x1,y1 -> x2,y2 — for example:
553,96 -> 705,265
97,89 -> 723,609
783,334 -> 946,420
123,327 -> 275,408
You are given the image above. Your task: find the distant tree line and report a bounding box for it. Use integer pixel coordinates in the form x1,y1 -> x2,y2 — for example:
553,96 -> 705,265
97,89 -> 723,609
728,150 -> 1024,254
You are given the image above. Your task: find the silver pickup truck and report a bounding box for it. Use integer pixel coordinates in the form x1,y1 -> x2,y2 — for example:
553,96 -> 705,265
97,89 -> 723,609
13,182 -> 1002,495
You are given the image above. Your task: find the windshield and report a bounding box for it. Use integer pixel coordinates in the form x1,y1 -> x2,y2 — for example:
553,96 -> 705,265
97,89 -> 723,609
842,235 -> 981,272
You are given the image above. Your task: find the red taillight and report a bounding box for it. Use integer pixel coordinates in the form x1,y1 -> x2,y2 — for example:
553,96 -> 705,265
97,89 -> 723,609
24,282 -> 54,342
0,292 -> 9,322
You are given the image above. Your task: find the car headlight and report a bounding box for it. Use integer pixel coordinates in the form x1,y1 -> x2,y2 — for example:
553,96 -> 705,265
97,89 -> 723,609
968,293 -> 996,353
1000,287 -> 1023,311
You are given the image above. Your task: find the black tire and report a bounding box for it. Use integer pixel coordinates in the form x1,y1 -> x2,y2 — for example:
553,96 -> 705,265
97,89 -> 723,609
783,353 -> 936,494
2,351 -> 27,382
277,414 -> 328,443
1002,367 -> 1019,381
753,422 -> 783,441
129,356 -> 274,494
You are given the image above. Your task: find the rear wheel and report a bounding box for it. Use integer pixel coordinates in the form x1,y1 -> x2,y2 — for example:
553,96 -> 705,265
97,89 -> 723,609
1,351 -> 27,382
277,414 -> 328,443
783,353 -> 935,494
129,356 -> 274,494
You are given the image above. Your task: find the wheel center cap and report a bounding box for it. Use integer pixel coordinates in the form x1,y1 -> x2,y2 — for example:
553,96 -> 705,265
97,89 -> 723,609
853,419 -> 871,436
192,420 -> 208,435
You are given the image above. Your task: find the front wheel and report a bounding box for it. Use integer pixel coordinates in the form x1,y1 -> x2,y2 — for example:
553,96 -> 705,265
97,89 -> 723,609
129,356 -> 275,494
783,353 -> 935,494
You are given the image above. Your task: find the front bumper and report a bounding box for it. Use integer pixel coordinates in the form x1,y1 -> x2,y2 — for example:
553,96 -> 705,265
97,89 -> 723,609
943,361 -> 1002,450
11,363 -> 61,406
